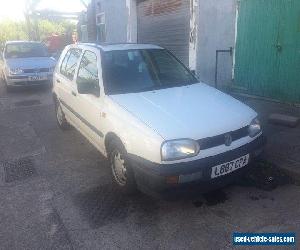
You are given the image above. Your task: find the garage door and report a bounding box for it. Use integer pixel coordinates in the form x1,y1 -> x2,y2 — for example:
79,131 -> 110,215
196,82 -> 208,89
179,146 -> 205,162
137,0 -> 190,66
234,0 -> 300,103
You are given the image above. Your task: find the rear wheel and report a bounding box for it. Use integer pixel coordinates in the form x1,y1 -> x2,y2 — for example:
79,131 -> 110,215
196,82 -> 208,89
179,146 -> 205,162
55,100 -> 70,130
108,139 -> 137,194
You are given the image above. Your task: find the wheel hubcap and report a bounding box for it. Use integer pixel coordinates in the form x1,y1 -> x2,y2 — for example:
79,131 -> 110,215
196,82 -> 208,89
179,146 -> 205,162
112,151 -> 127,186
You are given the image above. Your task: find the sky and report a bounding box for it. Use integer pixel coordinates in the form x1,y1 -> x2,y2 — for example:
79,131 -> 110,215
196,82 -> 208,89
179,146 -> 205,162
0,0 -> 86,21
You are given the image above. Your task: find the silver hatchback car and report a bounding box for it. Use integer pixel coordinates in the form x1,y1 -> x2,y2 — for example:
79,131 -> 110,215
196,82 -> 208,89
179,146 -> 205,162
0,41 -> 56,90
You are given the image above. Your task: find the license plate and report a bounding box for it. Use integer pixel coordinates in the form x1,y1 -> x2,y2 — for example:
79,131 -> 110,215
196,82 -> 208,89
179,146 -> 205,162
211,154 -> 249,179
28,75 -> 47,81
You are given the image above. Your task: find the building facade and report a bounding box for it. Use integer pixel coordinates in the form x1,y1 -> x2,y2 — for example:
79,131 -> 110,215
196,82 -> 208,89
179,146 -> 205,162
81,0 -> 235,86
80,0 -> 300,103
94,0 -> 137,43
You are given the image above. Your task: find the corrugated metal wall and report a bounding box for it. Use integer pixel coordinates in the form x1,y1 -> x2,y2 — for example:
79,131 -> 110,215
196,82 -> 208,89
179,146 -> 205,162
137,0 -> 190,66
235,0 -> 300,103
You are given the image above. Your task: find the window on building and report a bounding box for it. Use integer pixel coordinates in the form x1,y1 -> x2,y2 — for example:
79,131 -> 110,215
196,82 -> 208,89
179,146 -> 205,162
96,13 -> 106,42
97,1 -> 102,12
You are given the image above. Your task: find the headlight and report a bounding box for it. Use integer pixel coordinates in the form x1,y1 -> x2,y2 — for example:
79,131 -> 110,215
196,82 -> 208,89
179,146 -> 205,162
248,117 -> 261,138
161,139 -> 200,161
9,68 -> 23,75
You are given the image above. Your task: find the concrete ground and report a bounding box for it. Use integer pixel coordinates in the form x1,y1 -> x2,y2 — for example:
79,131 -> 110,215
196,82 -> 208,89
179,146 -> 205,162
238,96 -> 300,181
0,81 -> 300,250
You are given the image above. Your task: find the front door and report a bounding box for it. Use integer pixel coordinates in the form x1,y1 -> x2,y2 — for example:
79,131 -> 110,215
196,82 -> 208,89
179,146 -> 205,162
234,0 -> 300,103
73,49 -> 105,153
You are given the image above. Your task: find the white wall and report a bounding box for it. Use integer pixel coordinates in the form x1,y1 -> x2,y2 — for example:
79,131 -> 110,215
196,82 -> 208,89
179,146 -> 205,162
196,0 -> 237,87
96,0 -> 137,43
126,0 -> 137,43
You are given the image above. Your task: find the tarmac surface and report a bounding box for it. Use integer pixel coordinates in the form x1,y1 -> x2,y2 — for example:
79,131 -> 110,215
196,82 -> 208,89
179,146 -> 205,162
0,81 -> 299,250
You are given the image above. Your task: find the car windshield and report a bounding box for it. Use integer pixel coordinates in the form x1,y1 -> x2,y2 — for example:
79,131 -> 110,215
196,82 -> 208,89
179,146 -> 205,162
101,49 -> 198,95
4,43 -> 48,59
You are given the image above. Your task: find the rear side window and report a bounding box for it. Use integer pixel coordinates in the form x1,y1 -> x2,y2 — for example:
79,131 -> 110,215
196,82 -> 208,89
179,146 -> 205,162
60,50 -> 71,75
60,49 -> 81,80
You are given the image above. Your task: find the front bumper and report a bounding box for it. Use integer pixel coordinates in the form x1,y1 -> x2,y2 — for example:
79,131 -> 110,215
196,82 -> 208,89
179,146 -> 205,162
6,74 -> 53,86
129,135 -> 266,195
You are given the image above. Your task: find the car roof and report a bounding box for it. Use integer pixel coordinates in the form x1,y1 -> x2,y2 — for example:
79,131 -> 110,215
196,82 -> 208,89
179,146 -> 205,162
76,43 -> 163,52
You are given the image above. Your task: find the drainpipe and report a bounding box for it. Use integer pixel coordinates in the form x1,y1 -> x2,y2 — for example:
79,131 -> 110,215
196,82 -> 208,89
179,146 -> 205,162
189,0 -> 198,71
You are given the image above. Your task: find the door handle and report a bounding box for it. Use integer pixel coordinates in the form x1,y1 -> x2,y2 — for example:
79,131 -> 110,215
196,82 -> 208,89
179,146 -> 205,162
72,91 -> 77,97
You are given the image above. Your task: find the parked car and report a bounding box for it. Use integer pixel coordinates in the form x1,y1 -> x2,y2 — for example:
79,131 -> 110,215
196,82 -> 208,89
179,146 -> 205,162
53,43 -> 265,195
0,41 -> 56,91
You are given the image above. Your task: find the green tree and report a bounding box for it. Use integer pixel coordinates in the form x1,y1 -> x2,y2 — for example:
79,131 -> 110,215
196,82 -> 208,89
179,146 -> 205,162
0,20 -> 28,44
38,20 -> 76,40
0,19 -> 76,45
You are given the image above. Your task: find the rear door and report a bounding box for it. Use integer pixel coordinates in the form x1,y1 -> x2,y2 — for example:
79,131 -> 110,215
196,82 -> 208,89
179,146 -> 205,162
55,48 -> 82,124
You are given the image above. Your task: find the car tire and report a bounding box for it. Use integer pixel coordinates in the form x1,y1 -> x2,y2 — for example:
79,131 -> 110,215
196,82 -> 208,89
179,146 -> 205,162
55,100 -> 70,130
108,139 -> 137,194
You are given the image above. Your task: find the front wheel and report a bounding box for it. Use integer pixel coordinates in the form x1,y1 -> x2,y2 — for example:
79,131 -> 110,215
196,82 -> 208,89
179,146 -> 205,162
109,140 -> 137,194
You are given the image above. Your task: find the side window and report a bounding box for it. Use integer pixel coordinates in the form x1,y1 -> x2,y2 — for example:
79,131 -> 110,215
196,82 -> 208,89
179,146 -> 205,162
60,49 -> 82,80
60,50 -> 71,76
77,50 -> 99,94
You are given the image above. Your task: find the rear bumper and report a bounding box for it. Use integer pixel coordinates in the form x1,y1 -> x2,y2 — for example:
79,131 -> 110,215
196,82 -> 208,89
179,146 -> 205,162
129,135 -> 266,195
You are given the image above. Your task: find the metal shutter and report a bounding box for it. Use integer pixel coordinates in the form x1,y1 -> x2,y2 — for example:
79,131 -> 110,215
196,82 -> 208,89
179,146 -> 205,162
137,0 -> 190,66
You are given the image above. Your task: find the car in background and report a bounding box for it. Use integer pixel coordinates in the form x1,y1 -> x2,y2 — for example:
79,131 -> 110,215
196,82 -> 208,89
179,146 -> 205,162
0,41 -> 56,91
53,43 -> 265,195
